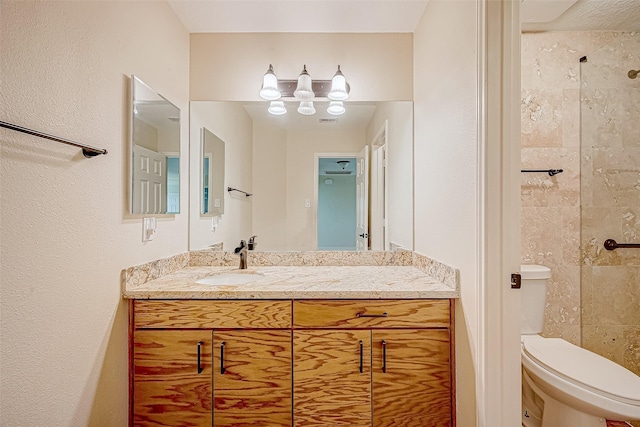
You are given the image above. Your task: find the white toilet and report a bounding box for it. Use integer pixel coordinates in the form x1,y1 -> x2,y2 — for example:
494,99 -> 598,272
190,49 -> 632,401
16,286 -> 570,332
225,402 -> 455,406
520,264 -> 640,427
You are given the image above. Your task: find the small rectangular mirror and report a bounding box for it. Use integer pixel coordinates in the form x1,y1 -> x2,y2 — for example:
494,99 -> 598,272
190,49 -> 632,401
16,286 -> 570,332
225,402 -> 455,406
130,75 -> 181,215
201,127 -> 225,216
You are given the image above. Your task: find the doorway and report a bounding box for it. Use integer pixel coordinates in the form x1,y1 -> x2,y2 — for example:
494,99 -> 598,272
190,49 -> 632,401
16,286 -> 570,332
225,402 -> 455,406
316,155 -> 357,250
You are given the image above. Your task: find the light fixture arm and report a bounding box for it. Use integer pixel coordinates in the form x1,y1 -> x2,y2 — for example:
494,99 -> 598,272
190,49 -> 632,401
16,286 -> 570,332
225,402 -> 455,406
271,79 -> 350,99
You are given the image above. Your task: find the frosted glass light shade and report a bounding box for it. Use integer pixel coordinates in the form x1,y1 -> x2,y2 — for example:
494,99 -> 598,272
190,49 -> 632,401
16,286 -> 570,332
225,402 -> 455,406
297,101 -> 316,115
327,101 -> 345,115
328,65 -> 349,101
293,65 -> 315,101
260,64 -> 281,100
268,101 -> 287,115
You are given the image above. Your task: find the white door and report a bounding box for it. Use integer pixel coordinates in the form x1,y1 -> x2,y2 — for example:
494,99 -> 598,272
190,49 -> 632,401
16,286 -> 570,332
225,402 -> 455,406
132,145 -> 167,214
356,145 -> 369,251
370,144 -> 386,250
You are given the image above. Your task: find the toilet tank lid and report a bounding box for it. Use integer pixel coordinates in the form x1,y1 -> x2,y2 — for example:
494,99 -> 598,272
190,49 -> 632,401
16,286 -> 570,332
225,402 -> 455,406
521,264 -> 551,280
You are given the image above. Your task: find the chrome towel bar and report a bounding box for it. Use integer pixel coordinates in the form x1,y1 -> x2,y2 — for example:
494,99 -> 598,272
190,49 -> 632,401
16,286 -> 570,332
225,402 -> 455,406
0,120 -> 107,158
227,187 -> 252,197
521,169 -> 563,176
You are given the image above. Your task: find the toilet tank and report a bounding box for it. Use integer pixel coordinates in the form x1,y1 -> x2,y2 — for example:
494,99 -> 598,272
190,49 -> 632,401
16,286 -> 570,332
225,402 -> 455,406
520,264 -> 551,335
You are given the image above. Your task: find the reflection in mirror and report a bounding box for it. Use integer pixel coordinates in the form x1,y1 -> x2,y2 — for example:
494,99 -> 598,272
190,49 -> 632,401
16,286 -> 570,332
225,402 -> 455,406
189,101 -> 413,252
130,75 -> 180,214
201,127 -> 225,216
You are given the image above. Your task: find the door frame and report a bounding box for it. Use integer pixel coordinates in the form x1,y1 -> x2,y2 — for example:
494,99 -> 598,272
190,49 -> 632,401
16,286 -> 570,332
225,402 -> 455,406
370,121 -> 388,250
313,152 -> 359,251
477,0 -> 521,425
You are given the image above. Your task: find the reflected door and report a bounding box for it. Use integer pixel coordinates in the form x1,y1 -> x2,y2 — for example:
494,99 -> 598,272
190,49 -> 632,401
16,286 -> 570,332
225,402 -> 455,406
356,145 -> 369,251
133,144 -> 167,214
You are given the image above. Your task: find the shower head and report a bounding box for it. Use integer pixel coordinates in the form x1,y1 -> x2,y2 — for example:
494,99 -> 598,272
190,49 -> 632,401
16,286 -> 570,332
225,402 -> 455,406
629,69 -> 639,79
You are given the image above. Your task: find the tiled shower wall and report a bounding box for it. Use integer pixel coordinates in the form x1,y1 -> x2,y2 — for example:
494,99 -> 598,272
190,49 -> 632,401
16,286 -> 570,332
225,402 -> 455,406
521,32 -> 584,345
580,32 -> 640,376
521,31 -> 640,375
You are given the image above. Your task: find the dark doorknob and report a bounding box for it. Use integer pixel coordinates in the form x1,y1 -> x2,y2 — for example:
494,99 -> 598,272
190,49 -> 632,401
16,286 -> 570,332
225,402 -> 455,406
359,233 -> 369,238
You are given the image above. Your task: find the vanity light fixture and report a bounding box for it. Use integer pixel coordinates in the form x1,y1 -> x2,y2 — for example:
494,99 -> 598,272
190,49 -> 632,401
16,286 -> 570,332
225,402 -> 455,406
259,64 -> 350,116
327,101 -> 345,116
259,64 -> 281,100
293,65 -> 314,101
268,101 -> 287,115
297,101 -> 316,116
328,66 -> 349,101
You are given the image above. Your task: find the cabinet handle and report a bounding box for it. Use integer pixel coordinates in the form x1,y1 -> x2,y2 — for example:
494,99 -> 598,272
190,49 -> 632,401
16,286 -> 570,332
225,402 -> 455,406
356,312 -> 388,318
197,341 -> 204,374
382,340 -> 387,373
359,340 -> 364,373
220,341 -> 226,374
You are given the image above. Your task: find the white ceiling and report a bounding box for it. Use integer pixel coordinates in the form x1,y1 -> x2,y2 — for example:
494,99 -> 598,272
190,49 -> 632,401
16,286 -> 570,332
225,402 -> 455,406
168,0 -> 640,33
522,0 -> 640,32
167,0 -> 429,33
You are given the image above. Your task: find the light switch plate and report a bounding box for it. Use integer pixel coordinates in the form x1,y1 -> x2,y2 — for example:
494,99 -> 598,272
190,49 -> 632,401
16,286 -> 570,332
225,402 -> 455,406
142,217 -> 156,242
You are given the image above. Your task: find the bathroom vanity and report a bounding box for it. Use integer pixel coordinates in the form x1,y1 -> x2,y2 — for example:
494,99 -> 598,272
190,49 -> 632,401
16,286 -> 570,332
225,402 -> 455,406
124,255 -> 458,426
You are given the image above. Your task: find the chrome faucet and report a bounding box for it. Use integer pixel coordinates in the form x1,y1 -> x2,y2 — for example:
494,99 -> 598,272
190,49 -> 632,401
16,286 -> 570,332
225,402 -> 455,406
248,235 -> 257,251
234,240 -> 248,269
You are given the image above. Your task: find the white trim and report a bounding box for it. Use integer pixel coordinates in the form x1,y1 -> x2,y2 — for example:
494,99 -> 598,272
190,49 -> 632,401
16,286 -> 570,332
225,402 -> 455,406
477,0 -> 521,425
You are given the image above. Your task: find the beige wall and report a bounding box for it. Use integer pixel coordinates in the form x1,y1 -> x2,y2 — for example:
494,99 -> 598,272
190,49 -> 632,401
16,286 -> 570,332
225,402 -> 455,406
252,124 -> 289,250
413,1 -> 478,426
190,33 -> 413,101
189,102 -> 254,250
0,1 -> 189,425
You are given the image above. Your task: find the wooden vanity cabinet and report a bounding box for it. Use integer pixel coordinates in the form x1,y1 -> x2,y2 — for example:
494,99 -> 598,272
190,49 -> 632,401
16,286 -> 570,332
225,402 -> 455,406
130,300 -> 292,427
292,299 -> 453,427
133,329 -> 212,426
130,298 -> 454,427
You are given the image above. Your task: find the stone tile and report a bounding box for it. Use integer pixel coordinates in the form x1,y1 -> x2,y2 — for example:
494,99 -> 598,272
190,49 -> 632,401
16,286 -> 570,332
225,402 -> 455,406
542,324 -> 581,346
562,207 -> 581,266
592,147 -> 640,208
591,266 -> 640,325
580,207 -> 622,266
622,88 -> 640,148
521,207 -> 564,267
581,147 -> 594,207
623,326 -> 640,376
562,88 -> 581,147
542,265 -> 581,338
521,33 -> 586,91
581,89 -> 623,148
583,324 -> 625,365
521,90 -> 563,148
521,148 -> 580,208
581,266 -> 594,326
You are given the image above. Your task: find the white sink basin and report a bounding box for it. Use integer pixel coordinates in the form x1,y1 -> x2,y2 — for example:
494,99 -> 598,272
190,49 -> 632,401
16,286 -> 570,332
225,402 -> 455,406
196,271 -> 262,286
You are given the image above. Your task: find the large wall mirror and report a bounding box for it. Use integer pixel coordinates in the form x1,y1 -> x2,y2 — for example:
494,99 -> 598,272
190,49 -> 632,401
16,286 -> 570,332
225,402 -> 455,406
189,101 -> 413,252
130,75 -> 181,215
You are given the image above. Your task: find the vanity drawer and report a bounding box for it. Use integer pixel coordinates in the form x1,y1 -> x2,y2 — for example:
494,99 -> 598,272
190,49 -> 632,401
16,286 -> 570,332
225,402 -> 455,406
293,300 -> 450,328
133,300 -> 291,329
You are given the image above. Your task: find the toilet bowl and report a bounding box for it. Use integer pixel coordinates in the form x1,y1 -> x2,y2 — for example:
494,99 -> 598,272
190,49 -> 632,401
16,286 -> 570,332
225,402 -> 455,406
520,265 -> 640,427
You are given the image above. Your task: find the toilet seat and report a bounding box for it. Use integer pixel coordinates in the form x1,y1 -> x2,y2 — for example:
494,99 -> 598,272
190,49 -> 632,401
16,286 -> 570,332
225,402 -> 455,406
522,335 -> 640,406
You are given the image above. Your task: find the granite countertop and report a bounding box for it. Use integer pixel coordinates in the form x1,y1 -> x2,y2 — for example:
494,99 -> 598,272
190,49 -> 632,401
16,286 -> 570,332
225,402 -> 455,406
123,265 -> 459,299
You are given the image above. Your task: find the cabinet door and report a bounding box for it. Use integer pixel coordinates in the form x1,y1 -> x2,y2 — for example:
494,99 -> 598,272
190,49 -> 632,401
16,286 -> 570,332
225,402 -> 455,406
294,330 -> 371,426
372,329 -> 451,427
213,330 -> 292,427
133,330 -> 212,427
